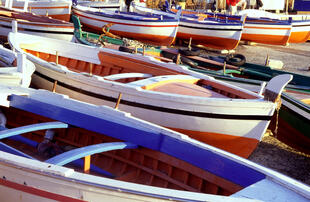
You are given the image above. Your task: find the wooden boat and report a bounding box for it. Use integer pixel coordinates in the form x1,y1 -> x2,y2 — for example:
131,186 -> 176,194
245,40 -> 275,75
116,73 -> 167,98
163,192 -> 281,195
0,6 -> 74,41
1,0 -> 72,21
9,31 -> 293,158
71,4 -> 180,46
0,45 -> 35,87
133,3 -> 243,50
0,84 -> 309,201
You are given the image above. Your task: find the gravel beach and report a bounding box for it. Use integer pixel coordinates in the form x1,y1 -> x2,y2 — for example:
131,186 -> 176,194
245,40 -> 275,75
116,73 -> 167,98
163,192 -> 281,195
234,41 -> 310,186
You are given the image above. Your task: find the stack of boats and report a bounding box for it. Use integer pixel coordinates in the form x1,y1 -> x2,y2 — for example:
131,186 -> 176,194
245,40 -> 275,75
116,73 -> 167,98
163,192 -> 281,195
0,0 -> 309,201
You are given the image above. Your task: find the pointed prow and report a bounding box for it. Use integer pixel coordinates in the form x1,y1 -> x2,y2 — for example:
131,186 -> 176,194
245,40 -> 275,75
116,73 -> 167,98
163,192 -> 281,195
264,74 -> 293,102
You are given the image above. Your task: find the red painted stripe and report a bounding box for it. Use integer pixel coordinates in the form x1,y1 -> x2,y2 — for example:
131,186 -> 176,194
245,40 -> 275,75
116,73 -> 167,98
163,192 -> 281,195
0,178 -> 86,202
75,11 -> 178,28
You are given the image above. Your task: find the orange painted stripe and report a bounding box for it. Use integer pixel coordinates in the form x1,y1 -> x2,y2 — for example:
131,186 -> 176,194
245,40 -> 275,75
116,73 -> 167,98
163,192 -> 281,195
242,33 -> 289,45
0,178 -> 86,202
177,32 -> 240,50
75,12 -> 178,28
168,127 -> 260,158
244,26 -> 291,30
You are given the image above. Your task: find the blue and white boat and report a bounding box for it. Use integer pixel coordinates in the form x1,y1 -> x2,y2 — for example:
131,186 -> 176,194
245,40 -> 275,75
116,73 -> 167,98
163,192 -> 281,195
0,84 -> 309,201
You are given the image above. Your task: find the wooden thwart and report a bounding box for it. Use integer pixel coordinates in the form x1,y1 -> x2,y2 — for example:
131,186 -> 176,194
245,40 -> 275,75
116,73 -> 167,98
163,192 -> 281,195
0,121 -> 68,140
45,142 -> 138,166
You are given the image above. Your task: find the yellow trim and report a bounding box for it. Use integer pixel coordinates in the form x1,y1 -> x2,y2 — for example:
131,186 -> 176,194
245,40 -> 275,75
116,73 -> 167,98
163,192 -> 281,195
301,98 -> 310,105
142,78 -> 199,90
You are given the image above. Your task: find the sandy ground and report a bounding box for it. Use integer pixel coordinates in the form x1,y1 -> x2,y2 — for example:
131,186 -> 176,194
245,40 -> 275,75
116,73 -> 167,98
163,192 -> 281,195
233,41 -> 310,186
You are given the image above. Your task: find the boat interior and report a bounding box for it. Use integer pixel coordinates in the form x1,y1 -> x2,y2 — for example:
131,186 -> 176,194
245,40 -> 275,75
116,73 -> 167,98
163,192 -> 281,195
0,106 -> 244,196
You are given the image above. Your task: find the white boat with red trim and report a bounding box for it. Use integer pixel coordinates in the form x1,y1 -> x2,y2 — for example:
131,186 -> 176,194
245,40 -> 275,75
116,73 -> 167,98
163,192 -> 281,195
71,4 -> 180,46
132,3 -> 243,50
170,9 -> 293,46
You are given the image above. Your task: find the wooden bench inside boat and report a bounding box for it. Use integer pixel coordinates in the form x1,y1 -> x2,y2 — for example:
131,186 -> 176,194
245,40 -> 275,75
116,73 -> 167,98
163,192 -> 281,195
129,75 -> 229,98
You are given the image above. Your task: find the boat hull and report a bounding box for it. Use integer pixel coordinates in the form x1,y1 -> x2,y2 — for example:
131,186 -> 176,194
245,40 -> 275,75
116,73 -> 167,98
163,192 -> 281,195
242,22 -> 291,45
269,93 -> 310,154
187,60 -> 310,154
72,6 -> 178,46
177,21 -> 242,50
289,21 -> 310,43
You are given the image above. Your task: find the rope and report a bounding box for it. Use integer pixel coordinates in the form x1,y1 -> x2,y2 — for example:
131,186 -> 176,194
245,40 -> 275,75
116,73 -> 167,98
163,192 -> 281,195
273,97 -> 282,137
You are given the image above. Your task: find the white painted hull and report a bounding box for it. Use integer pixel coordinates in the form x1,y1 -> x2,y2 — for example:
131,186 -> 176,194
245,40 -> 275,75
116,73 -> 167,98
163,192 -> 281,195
177,19 -> 243,50
72,5 -> 179,46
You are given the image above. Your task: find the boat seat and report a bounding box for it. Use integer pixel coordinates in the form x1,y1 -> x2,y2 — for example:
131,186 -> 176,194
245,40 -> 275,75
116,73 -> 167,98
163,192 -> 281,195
129,75 -> 228,98
128,74 -> 199,88
45,142 -> 138,166
0,121 -> 68,140
103,73 -> 152,81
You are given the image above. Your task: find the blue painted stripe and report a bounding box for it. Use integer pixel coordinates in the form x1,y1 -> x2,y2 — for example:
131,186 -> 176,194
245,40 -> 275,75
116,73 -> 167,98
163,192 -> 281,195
0,122 -> 68,140
159,135 -> 266,187
0,142 -> 34,159
45,142 -> 137,166
8,94 -> 266,187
